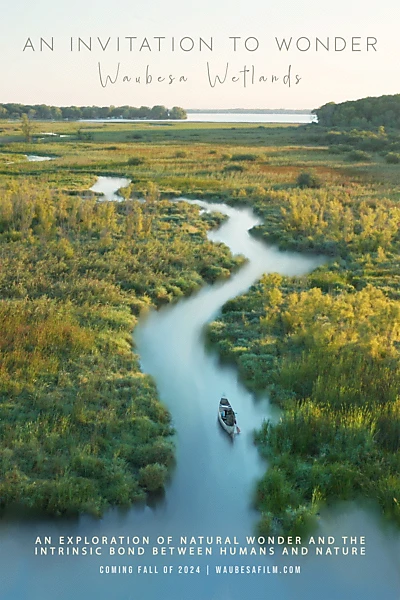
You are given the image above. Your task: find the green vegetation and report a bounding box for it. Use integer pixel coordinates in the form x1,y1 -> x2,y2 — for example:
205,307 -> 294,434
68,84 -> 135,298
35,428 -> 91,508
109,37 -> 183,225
296,171 -> 322,189
0,103 -> 186,121
386,153 -> 400,164
21,114 -> 34,143
1,115 -> 399,533
347,149 -> 371,162
314,94 -> 400,128
209,275 -> 400,535
0,177 -> 241,516
204,119 -> 400,535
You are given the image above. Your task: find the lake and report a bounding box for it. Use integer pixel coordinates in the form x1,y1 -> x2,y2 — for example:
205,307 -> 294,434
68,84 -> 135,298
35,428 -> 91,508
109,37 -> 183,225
82,113 -> 316,124
186,113 -> 316,123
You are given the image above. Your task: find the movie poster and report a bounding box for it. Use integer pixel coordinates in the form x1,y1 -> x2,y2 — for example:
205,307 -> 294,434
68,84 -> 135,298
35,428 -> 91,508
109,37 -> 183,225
0,1 -> 399,599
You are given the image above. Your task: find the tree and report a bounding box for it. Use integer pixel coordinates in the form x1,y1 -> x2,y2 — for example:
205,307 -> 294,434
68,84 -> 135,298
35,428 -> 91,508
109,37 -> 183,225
21,114 -> 34,142
149,105 -> 169,120
169,106 -> 187,120
314,94 -> 400,129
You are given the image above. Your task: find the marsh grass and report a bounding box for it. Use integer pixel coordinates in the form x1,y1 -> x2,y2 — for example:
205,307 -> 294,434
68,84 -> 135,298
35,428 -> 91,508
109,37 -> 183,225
0,178 -> 242,515
1,119 -> 400,527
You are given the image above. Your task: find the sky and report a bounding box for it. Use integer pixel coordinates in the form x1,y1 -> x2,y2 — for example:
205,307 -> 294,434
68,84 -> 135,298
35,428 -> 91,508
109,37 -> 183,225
0,0 -> 399,110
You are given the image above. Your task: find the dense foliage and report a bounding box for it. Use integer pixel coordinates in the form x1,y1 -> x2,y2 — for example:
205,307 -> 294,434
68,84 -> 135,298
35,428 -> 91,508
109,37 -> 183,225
209,273 -> 400,534
0,180 -> 241,515
314,94 -> 400,129
251,186 -> 400,258
208,161 -> 400,535
0,104 -> 186,121
1,117 -> 399,533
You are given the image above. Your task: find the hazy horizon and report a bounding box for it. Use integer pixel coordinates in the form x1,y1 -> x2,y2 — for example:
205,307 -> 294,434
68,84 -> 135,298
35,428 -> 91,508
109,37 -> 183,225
0,102 -> 315,111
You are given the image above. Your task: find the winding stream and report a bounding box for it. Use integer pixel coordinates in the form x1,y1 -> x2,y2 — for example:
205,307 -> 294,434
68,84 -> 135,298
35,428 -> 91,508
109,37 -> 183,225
0,178 -> 399,600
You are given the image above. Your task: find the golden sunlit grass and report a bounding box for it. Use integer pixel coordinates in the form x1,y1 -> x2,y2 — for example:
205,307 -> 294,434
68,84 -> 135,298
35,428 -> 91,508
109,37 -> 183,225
1,118 -> 400,528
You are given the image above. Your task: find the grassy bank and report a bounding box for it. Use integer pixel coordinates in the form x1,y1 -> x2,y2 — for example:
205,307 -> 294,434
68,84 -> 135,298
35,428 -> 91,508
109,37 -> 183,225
208,275 -> 400,535
0,179 -> 242,515
205,127 -> 400,536
1,119 -> 399,529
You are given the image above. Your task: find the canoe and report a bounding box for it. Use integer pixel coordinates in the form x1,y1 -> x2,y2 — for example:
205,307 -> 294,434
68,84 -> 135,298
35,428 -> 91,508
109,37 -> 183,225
218,397 -> 236,435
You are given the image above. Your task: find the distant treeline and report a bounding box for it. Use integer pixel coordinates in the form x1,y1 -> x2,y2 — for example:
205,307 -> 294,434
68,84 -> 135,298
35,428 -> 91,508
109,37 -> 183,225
0,104 -> 187,121
313,94 -> 400,129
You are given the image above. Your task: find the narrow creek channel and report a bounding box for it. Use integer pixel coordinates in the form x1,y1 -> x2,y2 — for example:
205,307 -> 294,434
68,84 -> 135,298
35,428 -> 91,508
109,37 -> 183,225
0,179 -> 399,600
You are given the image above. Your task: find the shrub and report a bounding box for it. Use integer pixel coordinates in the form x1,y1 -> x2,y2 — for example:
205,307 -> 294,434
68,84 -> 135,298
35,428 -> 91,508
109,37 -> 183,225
127,157 -> 145,166
138,463 -> 168,491
296,171 -> 322,189
385,152 -> 400,164
231,153 -> 258,161
174,151 -> 187,158
256,469 -> 300,514
347,150 -> 371,162
224,164 -> 245,173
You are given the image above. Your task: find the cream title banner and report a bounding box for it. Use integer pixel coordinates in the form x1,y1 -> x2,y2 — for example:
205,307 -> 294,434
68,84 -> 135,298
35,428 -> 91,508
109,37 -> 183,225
20,35 -> 379,91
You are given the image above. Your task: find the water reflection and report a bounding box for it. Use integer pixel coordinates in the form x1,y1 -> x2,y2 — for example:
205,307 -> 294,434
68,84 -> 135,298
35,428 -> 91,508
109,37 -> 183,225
0,185 -> 398,600
89,176 -> 131,201
26,155 -> 55,162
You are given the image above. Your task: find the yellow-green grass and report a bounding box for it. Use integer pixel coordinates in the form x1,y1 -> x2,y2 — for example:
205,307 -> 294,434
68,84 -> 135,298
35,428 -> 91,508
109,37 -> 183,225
1,119 -> 400,526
